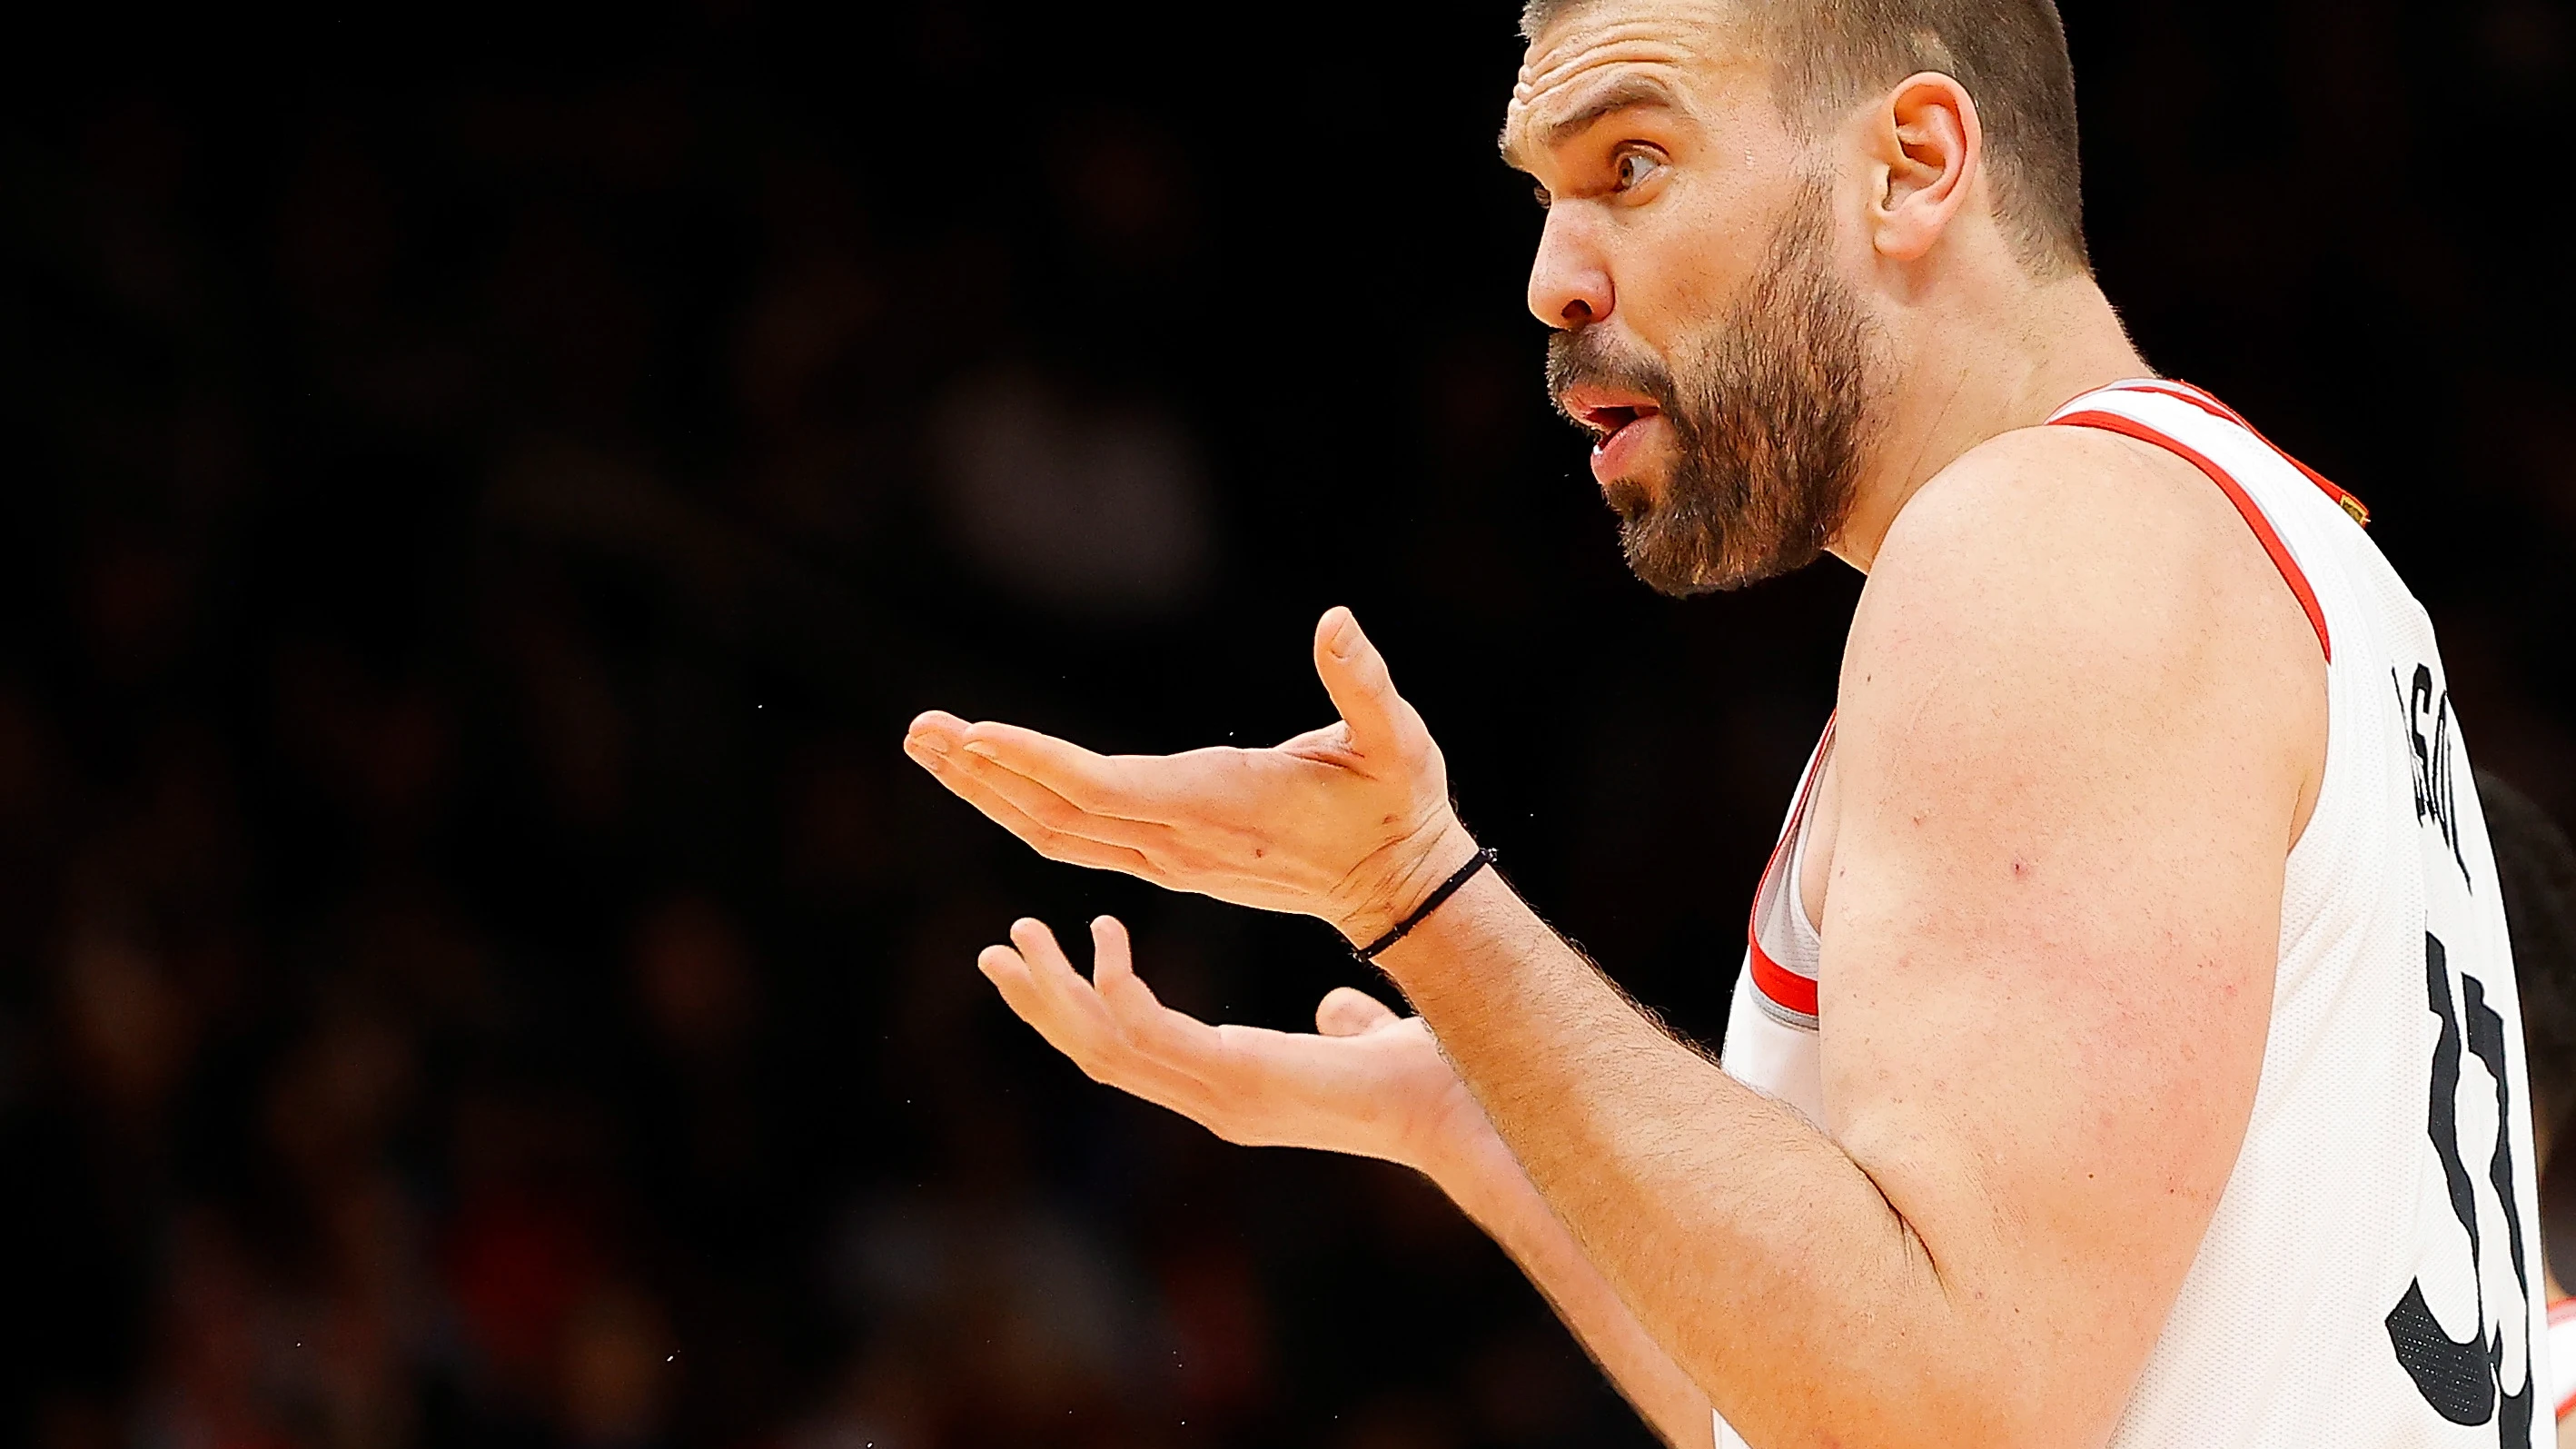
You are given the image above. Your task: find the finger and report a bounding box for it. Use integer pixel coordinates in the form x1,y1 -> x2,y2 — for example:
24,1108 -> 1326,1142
1009,916 -> 1106,1030
1312,607 -> 1427,759
942,746 -> 1171,852
906,710 -> 971,754
1086,914 -> 1147,998
980,941 -> 1199,1105
989,928 -> 1403,1156
958,721 -> 1165,819
978,944 -> 1068,1039
1088,917 -> 1229,1067
990,922 -> 1223,1110
907,738 -> 1162,878
979,938 -> 1107,1059
1315,985 -> 1402,1037
1002,918 -> 1142,1072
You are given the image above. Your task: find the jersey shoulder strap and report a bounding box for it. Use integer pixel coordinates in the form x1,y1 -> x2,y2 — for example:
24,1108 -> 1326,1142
2046,378 -> 2367,662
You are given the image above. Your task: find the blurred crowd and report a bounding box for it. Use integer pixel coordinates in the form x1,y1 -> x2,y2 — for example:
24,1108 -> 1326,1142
3,2 -> 2572,1447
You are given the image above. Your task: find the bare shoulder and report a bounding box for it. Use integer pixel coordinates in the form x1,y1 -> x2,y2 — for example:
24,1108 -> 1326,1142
1838,419 -> 2323,835
1852,421 -> 2318,703
1869,422 -> 2277,629
1810,431 -> 2322,1437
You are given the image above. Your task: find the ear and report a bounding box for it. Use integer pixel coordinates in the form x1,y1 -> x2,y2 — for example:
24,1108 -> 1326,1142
1868,72 -> 1981,263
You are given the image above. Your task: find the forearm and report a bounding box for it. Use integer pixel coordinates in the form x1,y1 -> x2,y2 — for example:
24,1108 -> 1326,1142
916,608 -> 2244,1449
1425,1120 -> 1714,1449
1382,868 -> 1973,1447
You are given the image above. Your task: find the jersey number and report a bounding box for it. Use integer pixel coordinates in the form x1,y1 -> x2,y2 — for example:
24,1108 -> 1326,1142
2385,930 -> 2534,1443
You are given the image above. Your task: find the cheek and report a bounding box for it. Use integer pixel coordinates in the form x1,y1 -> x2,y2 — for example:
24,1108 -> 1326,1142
1612,174 -> 1766,344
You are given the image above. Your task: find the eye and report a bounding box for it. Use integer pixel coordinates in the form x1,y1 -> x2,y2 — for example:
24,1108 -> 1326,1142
1613,149 -> 1665,192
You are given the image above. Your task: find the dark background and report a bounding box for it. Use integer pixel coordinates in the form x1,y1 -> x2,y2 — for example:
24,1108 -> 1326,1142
3,2 -> 2572,1446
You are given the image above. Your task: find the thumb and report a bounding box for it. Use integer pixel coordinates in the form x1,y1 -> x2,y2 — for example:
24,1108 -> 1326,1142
1315,986 -> 1402,1037
1312,607 -> 1422,758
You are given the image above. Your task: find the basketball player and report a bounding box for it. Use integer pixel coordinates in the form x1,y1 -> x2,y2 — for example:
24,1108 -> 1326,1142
2485,770 -> 2576,1440
900,0 -> 2552,1443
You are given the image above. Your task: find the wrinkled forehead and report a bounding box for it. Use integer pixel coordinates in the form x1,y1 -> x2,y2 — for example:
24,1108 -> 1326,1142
1504,0 -> 1766,161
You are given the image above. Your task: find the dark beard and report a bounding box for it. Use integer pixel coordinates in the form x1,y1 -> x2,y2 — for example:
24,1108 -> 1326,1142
1546,188 -> 1881,597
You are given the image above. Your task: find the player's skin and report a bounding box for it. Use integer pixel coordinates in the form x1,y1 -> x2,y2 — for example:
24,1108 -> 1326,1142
903,3 -> 2326,1446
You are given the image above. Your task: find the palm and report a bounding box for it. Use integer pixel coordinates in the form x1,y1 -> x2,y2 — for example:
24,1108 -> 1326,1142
976,916 -> 1489,1174
902,609 -> 1464,938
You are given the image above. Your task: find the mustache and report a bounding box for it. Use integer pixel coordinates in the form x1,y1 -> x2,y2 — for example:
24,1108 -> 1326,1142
1545,330 -> 1680,426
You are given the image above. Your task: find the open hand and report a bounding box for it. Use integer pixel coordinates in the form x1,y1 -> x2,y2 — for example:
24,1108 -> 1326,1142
903,607 -> 1478,943
978,915 -> 1495,1173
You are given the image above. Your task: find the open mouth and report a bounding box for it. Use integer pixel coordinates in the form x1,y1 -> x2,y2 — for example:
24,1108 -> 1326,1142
1580,402 -> 1660,448
1554,384 -> 1665,451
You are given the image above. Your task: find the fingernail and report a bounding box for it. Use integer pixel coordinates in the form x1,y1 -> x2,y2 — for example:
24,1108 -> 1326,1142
1330,616 -> 1360,660
962,740 -> 997,759
915,732 -> 950,756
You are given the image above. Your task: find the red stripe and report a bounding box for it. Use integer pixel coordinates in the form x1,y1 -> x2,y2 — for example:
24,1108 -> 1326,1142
1744,716 -> 1835,1019
2108,382 -> 2370,525
2051,410 -> 2333,662
1749,934 -> 1818,1017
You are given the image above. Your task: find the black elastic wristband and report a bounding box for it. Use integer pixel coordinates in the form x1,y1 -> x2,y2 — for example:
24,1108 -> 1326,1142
1355,847 -> 1497,961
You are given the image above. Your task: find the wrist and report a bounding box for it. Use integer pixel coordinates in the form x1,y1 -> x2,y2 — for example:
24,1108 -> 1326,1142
1333,814 -> 1481,949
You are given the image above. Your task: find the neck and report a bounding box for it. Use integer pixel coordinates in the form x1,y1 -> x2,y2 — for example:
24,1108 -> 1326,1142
1829,270 -> 2147,572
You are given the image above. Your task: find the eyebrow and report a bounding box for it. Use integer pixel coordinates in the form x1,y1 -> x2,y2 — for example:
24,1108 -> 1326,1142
1500,74 -> 1683,172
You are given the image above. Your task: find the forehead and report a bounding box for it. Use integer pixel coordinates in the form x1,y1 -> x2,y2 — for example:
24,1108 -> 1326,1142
1505,0 -> 1765,161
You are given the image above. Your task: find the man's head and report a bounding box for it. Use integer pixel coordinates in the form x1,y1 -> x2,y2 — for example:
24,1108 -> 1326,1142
1502,0 -> 2086,595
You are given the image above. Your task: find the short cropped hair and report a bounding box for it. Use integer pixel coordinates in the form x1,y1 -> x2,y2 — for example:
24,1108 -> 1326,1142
1521,0 -> 2089,277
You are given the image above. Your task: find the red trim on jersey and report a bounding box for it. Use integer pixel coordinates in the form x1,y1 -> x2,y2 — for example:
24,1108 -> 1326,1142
1749,935 -> 1819,1018
2106,381 -> 2372,526
1745,716 -> 1835,1020
2050,410 -> 2333,662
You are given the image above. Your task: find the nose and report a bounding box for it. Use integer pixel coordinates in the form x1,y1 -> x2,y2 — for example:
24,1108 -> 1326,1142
1527,208 -> 1613,330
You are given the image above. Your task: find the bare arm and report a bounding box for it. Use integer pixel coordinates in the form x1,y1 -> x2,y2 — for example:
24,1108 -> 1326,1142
907,428 -> 2323,1447
969,915 -> 1711,1446
1435,1106 -> 1714,1449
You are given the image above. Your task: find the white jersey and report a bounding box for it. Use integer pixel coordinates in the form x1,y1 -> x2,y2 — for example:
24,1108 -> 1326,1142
1715,380 -> 2551,1448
